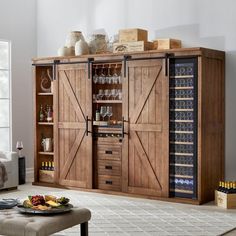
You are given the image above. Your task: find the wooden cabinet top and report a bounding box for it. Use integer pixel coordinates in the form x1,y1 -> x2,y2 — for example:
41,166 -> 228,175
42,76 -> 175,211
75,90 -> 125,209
32,47 -> 225,64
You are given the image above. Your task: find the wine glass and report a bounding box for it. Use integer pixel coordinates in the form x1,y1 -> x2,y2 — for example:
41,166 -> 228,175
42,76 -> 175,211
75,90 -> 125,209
111,89 -> 117,100
106,106 -> 113,121
99,65 -> 106,84
104,89 -> 111,100
107,65 -> 113,84
93,66 -> 99,84
100,106 -> 107,121
16,141 -> 23,157
97,89 -> 104,100
112,64 -> 119,84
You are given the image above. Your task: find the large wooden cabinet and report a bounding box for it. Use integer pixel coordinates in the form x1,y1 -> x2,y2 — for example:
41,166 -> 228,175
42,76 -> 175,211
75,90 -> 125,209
33,48 -> 225,204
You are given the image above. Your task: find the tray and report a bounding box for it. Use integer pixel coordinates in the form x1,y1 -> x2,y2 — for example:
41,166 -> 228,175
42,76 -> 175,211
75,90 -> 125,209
17,204 -> 73,215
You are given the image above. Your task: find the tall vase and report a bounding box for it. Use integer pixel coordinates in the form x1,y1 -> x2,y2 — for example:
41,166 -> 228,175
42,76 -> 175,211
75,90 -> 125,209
75,39 -> 89,56
65,31 -> 84,48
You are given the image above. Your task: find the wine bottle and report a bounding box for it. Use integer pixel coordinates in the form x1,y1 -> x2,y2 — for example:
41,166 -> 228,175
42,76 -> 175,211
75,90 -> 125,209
45,162 -> 48,170
41,161 -> 45,170
48,161 -> 52,171
221,182 -> 226,193
233,182 -> 236,194
39,105 -> 45,122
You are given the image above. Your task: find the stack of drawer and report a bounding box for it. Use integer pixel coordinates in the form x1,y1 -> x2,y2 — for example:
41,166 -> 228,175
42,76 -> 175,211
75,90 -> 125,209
96,141 -> 122,191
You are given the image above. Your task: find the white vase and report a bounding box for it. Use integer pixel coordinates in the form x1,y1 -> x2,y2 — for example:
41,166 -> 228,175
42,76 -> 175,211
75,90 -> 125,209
75,39 -> 89,56
57,46 -> 75,56
65,31 -> 84,48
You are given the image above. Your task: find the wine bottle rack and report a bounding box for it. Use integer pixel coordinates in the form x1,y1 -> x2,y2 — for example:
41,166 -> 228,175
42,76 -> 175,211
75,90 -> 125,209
169,59 -> 198,199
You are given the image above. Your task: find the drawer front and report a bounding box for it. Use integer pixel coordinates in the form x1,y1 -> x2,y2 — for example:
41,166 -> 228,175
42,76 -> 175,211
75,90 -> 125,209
97,145 -> 121,161
98,175 -> 121,191
98,160 -> 121,176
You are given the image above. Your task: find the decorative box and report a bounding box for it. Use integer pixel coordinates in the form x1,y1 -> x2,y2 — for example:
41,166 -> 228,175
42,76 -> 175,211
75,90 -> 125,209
119,28 -> 148,43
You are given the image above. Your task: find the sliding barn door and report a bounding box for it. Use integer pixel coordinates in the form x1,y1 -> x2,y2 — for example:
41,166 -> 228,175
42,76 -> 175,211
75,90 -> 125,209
122,59 -> 169,197
55,63 -> 92,188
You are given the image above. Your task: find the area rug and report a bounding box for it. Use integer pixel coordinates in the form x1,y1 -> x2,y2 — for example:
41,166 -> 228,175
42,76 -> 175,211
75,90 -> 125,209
1,184 -> 236,236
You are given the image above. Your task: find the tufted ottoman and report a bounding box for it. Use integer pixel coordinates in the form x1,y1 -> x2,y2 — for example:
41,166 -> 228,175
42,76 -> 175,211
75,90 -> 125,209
0,207 -> 91,236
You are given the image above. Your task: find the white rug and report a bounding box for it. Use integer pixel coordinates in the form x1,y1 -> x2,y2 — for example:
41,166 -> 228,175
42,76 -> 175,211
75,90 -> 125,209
1,184 -> 236,236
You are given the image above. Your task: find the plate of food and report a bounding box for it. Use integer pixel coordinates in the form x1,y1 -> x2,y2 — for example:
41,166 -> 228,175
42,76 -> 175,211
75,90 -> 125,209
17,195 -> 73,215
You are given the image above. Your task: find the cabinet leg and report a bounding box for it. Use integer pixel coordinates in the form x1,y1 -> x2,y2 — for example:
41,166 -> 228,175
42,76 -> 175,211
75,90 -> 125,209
80,222 -> 88,236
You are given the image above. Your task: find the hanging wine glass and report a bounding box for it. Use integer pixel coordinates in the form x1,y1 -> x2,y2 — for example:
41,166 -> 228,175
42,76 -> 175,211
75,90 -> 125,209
16,141 -> 23,157
93,66 -> 99,84
99,65 -> 106,84
112,64 -> 118,84
100,106 -> 107,121
97,89 -> 104,100
107,64 -> 113,84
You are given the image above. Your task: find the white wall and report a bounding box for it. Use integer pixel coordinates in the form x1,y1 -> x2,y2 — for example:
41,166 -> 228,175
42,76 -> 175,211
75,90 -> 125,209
0,0 -> 37,169
36,0 -> 236,179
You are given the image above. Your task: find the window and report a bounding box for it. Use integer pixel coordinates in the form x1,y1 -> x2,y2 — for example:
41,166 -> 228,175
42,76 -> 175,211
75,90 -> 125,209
0,40 -> 11,151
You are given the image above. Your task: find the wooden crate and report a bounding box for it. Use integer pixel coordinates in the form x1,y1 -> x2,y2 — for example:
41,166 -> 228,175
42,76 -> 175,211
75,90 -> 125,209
119,28 -> 148,43
215,190 -> 236,209
113,41 -> 153,53
39,170 -> 54,183
153,38 -> 181,50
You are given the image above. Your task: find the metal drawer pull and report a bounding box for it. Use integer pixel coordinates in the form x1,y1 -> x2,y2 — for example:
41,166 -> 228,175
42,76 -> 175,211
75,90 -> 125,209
105,150 -> 112,154
105,180 -> 113,185
105,165 -> 112,170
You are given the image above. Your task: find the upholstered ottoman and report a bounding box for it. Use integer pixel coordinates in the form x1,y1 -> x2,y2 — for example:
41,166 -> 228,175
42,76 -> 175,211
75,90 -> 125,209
0,207 -> 91,236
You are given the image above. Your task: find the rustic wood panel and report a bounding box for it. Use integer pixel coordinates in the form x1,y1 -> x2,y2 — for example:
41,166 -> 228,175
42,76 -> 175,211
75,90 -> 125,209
57,64 -> 92,188
199,55 -> 225,203
123,59 -> 169,197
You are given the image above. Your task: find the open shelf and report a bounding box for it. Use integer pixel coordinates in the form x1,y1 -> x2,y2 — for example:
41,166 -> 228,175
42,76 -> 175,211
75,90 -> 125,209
38,122 -> 54,125
37,93 -> 53,96
38,152 -> 54,156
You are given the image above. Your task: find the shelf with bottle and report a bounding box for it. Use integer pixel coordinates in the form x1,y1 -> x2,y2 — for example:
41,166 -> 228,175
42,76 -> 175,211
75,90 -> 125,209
170,189 -> 194,194
38,122 -> 54,126
38,104 -> 53,123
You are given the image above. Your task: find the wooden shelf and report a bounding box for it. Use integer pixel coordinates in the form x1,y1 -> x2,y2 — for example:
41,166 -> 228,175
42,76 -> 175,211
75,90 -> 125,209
37,93 -> 53,96
93,100 -> 122,104
170,152 -> 194,156
170,174 -> 193,179
170,131 -> 194,134
170,163 -> 194,167
38,122 -> 54,125
38,152 -> 54,156
170,141 -> 194,145
170,75 -> 194,79
170,189 -> 194,194
170,109 -> 194,112
170,120 -> 194,123
170,98 -> 194,101
170,87 -> 194,90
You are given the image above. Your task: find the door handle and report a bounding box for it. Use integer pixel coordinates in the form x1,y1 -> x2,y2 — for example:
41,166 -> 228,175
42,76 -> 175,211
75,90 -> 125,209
122,116 -> 128,138
105,150 -> 112,155
105,180 -> 113,185
85,116 -> 92,136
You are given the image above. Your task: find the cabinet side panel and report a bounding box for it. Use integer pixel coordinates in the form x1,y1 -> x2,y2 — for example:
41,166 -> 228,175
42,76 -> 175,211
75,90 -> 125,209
199,55 -> 225,203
